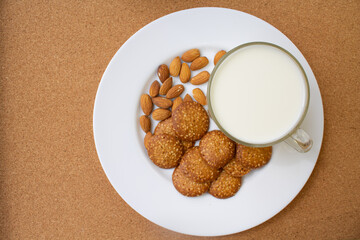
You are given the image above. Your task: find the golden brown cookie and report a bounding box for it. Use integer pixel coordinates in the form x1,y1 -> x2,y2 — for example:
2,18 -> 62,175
172,167 -> 210,197
147,134 -> 184,169
209,171 -> 242,199
223,158 -> 251,177
178,147 -> 220,183
236,144 -> 272,169
154,118 -> 194,152
199,130 -> 235,169
154,118 -> 176,136
172,101 -> 209,142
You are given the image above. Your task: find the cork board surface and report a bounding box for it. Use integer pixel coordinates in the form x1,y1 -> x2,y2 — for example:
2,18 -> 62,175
0,0 -> 359,239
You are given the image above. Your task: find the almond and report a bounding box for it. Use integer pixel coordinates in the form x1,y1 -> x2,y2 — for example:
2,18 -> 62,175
152,108 -> 171,121
144,132 -> 152,150
214,50 -> 226,65
152,97 -> 173,108
159,77 -> 172,95
149,80 -> 160,97
140,94 -> 153,116
179,63 -> 191,83
181,48 -> 200,62
190,71 -> 210,85
166,84 -> 185,99
169,56 -> 181,76
140,115 -> 151,133
172,97 -> 183,111
190,56 -> 209,70
157,64 -> 170,83
184,94 -> 193,102
192,88 -> 207,105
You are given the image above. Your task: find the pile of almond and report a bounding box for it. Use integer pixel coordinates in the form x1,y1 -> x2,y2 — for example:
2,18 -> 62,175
139,48 -> 227,133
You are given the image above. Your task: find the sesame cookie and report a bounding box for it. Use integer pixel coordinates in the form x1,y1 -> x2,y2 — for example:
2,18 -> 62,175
199,130 -> 235,169
178,147 -> 220,183
172,167 -> 210,197
209,171 -> 242,199
154,118 -> 176,136
147,134 -> 184,169
172,101 -> 210,142
223,158 -> 251,177
236,144 -> 272,169
154,118 -> 194,151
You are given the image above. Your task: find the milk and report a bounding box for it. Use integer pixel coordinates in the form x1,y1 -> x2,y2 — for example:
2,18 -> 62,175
210,44 -> 307,144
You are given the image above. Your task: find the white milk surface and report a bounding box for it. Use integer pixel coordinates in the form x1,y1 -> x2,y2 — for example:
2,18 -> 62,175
210,44 -> 307,144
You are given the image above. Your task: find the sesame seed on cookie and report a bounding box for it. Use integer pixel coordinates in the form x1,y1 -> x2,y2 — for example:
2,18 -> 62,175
147,134 -> 184,169
236,144 -> 272,169
172,101 -> 209,142
154,117 -> 194,152
199,130 -> 235,169
154,118 -> 177,136
209,171 -> 242,199
223,157 -> 251,177
172,167 -> 210,197
178,147 -> 220,183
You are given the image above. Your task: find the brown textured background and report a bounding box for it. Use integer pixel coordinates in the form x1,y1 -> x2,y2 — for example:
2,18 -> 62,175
0,0 -> 359,239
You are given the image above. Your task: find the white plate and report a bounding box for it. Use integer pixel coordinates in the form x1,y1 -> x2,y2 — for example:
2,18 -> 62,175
93,7 -> 324,236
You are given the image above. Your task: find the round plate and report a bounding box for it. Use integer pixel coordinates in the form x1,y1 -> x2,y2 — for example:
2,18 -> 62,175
93,7 -> 324,236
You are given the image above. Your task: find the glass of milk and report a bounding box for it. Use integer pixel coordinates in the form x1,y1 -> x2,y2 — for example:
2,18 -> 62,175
208,42 -> 312,153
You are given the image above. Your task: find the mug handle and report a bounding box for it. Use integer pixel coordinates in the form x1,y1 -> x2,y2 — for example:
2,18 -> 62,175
284,128 -> 313,153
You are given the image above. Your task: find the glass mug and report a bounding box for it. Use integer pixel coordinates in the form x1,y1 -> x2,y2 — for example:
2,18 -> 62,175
207,42 -> 313,153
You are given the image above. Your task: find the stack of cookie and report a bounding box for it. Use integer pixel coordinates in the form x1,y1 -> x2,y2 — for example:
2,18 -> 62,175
145,101 -> 272,199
